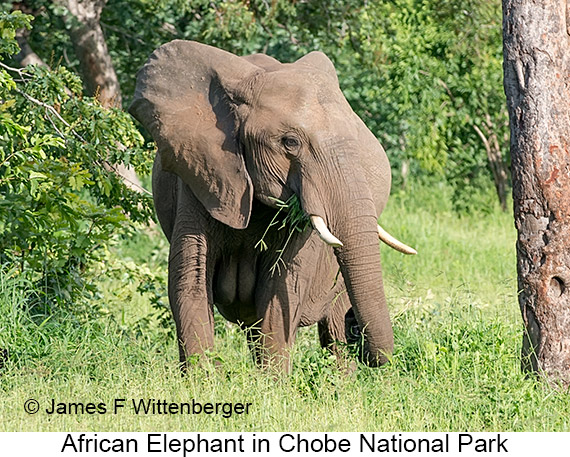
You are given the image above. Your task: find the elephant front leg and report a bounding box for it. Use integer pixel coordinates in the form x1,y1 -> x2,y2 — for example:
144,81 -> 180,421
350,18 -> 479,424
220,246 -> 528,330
255,300 -> 297,374
168,231 -> 214,366
251,275 -> 305,374
254,260 -> 318,373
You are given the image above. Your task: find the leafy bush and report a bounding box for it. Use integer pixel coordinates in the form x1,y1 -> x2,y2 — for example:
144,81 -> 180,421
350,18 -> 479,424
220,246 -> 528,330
334,0 -> 509,211
0,11 -> 154,309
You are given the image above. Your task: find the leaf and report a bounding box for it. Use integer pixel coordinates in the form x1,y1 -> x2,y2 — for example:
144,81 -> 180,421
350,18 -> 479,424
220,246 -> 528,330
29,171 -> 47,180
0,99 -> 15,111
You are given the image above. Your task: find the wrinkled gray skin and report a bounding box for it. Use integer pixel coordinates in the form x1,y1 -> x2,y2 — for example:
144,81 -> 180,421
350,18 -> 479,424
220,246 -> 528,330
130,41 -> 393,372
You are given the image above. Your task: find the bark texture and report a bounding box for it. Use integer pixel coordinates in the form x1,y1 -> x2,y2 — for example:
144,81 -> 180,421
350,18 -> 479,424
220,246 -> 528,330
503,0 -> 570,385
56,0 -> 144,189
57,0 -> 122,107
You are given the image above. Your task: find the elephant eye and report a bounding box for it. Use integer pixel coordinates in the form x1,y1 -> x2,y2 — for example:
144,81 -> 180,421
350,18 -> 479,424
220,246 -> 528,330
282,136 -> 301,150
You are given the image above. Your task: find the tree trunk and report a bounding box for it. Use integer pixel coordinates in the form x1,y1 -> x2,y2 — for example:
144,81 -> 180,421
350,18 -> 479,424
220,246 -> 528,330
56,0 -> 122,108
11,1 -> 47,67
55,0 -> 145,191
15,28 -> 47,67
503,0 -> 570,385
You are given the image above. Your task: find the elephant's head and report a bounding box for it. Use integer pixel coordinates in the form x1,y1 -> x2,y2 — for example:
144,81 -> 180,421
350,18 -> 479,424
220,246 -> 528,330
130,40 -> 413,366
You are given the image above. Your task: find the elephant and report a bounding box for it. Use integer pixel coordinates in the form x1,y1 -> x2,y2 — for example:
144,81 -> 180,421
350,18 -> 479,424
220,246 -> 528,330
129,40 -> 416,372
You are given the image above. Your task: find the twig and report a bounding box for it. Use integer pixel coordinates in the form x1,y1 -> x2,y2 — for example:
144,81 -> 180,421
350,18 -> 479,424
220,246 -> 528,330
472,123 -> 490,153
0,61 -> 30,76
45,111 -> 67,139
0,152 -> 20,168
62,47 -> 73,68
102,161 -> 153,196
15,87 -> 87,142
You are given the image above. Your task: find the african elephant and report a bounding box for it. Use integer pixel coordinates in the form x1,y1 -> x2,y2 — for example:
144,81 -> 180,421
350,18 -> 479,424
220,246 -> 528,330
129,40 -> 415,372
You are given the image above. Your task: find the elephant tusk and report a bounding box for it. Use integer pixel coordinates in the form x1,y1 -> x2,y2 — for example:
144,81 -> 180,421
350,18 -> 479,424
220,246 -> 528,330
377,224 -> 417,255
310,215 -> 343,247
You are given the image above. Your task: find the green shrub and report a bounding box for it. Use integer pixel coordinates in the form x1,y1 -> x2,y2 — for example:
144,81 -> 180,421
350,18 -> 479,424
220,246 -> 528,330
0,11 -> 154,308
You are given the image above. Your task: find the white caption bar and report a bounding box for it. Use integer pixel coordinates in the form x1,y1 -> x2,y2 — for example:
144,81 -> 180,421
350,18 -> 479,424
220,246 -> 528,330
0,432 -> 565,456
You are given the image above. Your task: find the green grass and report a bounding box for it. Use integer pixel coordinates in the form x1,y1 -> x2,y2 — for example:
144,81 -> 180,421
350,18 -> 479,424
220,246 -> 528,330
1,183 -> 568,431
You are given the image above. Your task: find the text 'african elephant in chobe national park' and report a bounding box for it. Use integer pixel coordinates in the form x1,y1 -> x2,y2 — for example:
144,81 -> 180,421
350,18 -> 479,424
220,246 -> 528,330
129,40 -> 416,372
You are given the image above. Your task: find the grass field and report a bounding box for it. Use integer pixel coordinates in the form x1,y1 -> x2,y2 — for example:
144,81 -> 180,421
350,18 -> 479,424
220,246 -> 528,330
1,183 -> 568,432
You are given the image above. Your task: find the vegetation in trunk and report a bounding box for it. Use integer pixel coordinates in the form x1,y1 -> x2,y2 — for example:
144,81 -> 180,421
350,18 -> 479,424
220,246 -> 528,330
255,195 -> 310,276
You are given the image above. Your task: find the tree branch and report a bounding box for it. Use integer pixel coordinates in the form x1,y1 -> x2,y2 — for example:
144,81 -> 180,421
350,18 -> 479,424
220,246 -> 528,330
12,85 -> 151,196
472,123 -> 491,154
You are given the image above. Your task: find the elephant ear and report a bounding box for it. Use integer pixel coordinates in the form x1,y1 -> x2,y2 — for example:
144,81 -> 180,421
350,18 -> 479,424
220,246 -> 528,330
295,51 -> 339,85
129,40 -> 261,229
242,53 -> 282,71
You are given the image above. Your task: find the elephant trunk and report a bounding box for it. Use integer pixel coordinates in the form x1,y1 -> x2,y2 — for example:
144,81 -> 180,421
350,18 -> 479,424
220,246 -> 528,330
306,167 -> 393,366
333,210 -> 394,366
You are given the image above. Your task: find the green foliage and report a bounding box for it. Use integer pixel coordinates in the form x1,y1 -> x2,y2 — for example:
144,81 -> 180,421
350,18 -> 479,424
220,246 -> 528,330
1,184 -> 567,432
256,195 -> 310,276
95,232 -> 173,340
333,0 -> 509,211
0,9 -> 31,55
0,11 -> 154,308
